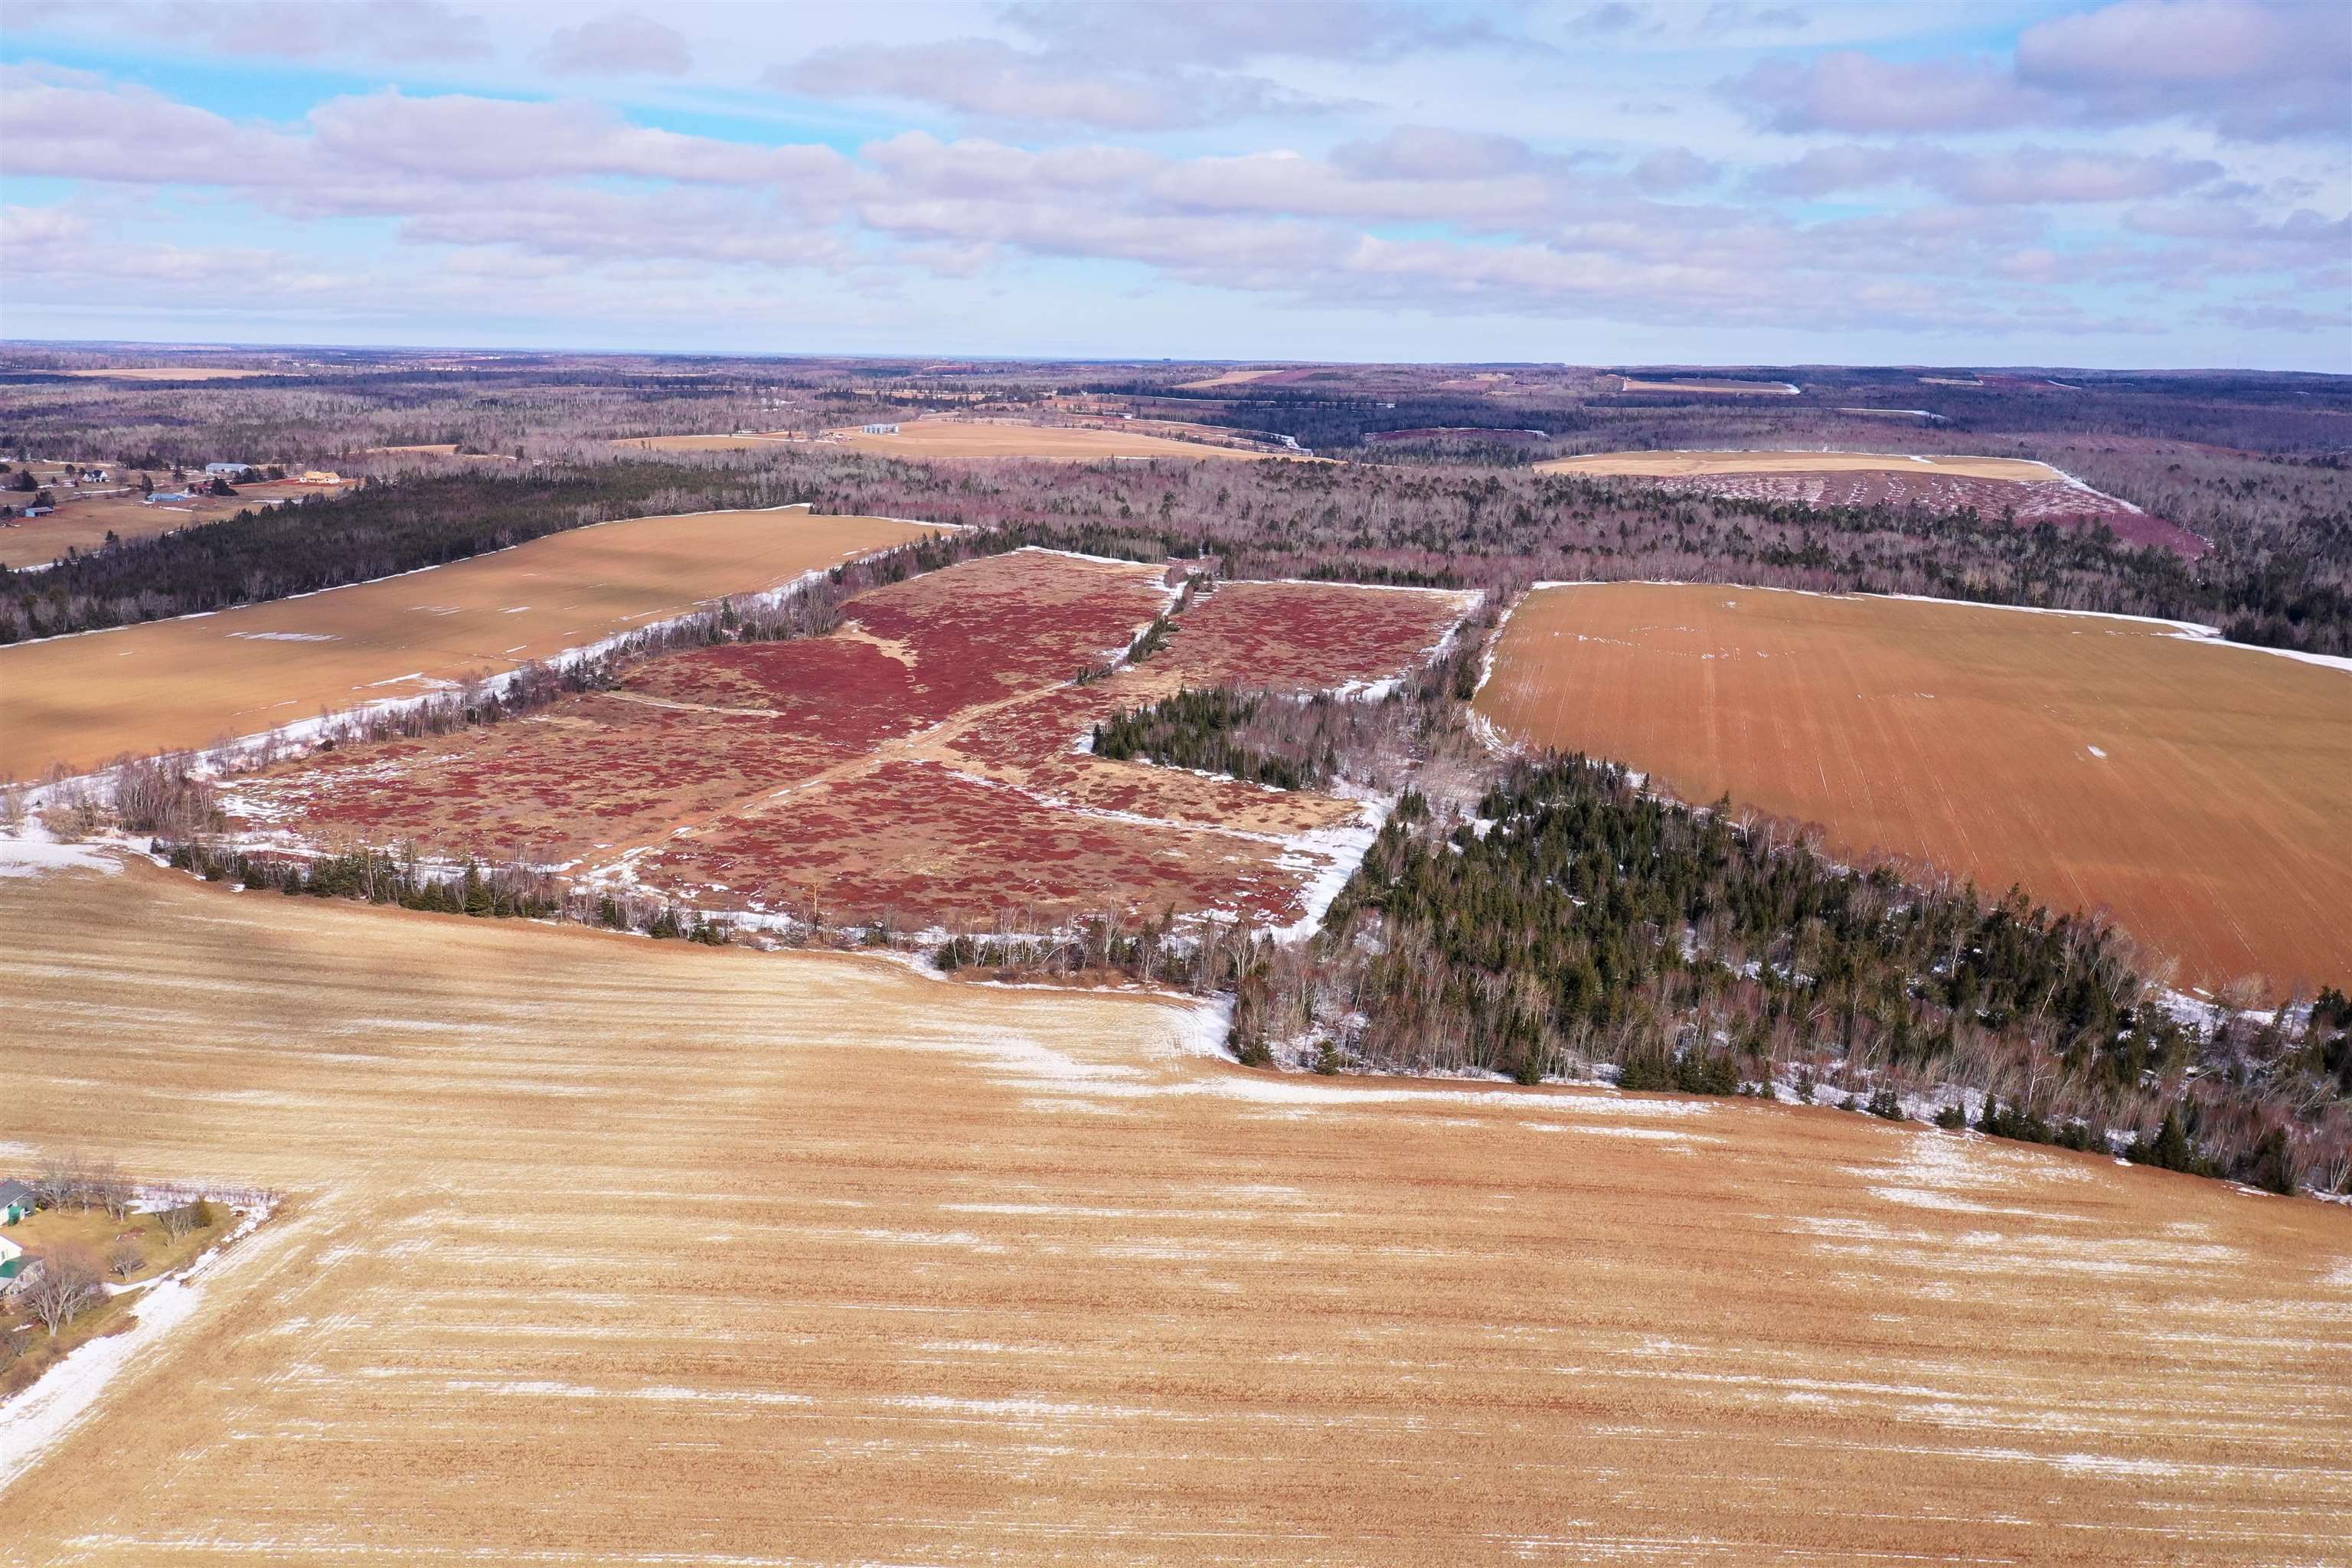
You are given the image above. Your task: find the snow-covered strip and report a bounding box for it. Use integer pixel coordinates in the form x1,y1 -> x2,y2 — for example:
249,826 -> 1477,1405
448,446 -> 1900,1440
0,837 -> 123,877
1267,804 -> 1385,942
0,1200 -> 280,1491
1515,580 -> 2351,675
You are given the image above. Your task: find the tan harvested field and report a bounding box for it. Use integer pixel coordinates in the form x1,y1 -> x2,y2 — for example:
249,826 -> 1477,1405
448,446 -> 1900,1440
829,421 -> 1275,461
1475,583 -> 2352,996
1534,451 -> 2201,555
0,506 -> 938,780
1538,449 -> 2063,481
56,367 -> 280,381
0,482 -> 347,570
3,858 -> 2349,1564
1615,376 -> 1799,395
1172,368 -> 1285,389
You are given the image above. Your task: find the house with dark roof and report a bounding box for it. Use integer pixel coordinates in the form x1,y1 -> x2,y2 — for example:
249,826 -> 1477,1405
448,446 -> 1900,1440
0,1179 -> 31,1225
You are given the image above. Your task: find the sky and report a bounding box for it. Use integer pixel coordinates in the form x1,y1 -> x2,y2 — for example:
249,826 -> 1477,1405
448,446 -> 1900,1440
1,0 -> 2347,368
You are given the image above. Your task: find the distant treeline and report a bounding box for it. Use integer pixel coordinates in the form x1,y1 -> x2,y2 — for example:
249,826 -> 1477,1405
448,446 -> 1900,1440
12,433 -> 2350,655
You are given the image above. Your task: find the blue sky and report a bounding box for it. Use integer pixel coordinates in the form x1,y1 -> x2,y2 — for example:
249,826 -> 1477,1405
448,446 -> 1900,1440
2,1 -> 2346,368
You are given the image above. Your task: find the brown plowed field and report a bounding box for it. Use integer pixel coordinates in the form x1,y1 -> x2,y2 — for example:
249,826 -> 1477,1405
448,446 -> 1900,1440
226,553 -> 1472,929
1475,583 -> 2352,996
4,859 -> 2347,1565
1536,449 -> 2203,555
0,506 -> 939,779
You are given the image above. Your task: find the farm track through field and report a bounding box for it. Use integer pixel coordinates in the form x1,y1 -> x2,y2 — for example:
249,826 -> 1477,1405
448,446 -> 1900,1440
2,860 -> 2347,1565
1474,583 -> 2352,997
227,554 -> 1473,932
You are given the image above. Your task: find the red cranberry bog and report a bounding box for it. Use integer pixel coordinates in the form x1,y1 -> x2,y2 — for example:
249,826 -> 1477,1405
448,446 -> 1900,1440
223,549 -> 1475,938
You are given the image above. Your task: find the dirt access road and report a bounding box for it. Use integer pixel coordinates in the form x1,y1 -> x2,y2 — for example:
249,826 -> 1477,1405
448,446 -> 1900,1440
2,858 -> 2347,1566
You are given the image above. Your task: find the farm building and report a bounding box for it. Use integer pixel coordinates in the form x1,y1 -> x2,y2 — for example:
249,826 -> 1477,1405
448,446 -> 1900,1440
205,462 -> 255,477
862,423 -> 900,435
145,490 -> 196,503
0,1231 -> 22,1286
0,1178 -> 30,1224
299,470 -> 343,484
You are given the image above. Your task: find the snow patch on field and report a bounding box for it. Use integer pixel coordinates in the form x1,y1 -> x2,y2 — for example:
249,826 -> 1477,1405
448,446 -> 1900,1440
0,834 -> 123,878
0,1199 -> 280,1491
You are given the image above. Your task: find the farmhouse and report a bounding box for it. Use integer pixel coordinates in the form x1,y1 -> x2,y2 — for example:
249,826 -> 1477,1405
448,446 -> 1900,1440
861,423 -> 900,435
0,1178 -> 30,1223
0,1230 -> 22,1288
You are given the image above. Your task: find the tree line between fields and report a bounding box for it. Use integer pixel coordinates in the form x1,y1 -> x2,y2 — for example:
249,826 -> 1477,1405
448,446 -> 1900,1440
1076,647 -> 2351,1197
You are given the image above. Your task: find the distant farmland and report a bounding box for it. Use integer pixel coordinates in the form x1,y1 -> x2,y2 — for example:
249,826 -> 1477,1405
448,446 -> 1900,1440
830,421 -> 1276,461
1536,449 -> 2203,555
0,506 -> 937,779
1612,375 -> 1799,395
1475,583 -> 2352,998
3,860 -> 2346,1564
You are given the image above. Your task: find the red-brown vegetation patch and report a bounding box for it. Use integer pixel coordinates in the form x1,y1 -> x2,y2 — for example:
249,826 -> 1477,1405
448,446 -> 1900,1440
228,550 -> 1473,931
638,760 -> 1312,930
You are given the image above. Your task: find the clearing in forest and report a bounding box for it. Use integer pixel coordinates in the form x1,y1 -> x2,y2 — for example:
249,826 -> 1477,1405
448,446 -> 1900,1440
1474,582 -> 2352,998
0,505 -> 939,780
2,860 -> 2346,1565
224,550 -> 1473,933
1172,368 -> 1286,390
1535,449 -> 2201,555
1612,376 -> 1800,394
827,421 -> 1276,461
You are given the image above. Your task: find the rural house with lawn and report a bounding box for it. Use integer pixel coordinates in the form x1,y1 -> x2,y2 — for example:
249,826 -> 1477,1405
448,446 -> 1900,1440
0,1178 -> 31,1224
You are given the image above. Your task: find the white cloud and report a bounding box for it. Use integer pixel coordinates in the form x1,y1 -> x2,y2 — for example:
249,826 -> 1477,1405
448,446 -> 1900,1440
537,11 -> 694,77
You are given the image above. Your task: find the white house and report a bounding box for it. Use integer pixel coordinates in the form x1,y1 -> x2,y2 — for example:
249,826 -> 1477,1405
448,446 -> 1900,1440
0,1179 -> 28,1225
205,462 -> 255,476
0,1231 -> 24,1292
861,423 -> 900,435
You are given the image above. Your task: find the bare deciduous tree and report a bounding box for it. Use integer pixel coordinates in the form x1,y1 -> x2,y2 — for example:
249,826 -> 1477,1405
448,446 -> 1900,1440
107,1234 -> 145,1280
21,1246 -> 104,1337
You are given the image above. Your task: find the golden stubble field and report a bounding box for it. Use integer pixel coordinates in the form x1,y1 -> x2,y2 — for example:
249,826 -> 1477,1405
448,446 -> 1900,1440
1475,583 -> 2352,996
0,506 -> 938,779
1,860 -> 2347,1564
830,422 -> 1276,461
1537,449 -> 2063,481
